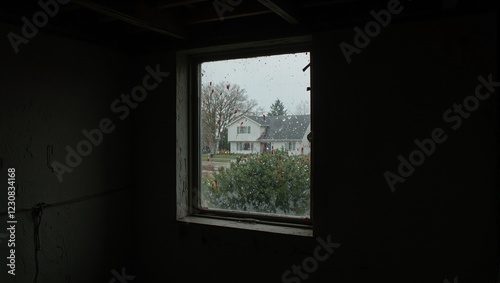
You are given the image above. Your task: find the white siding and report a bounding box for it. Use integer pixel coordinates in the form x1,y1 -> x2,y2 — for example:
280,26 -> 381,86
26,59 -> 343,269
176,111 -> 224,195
227,117 -> 262,142
226,115 -> 311,155
230,142 -> 258,154
299,124 -> 311,155
272,142 -> 286,152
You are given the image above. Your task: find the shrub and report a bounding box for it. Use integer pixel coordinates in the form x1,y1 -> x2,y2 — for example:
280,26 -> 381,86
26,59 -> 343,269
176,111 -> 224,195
202,149 -> 310,216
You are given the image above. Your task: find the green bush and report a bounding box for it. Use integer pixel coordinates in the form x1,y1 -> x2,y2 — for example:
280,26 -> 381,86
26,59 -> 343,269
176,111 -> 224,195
202,149 -> 310,216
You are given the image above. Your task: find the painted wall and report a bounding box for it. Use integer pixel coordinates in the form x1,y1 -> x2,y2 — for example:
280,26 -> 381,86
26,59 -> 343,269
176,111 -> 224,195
227,116 -> 263,142
299,123 -> 311,155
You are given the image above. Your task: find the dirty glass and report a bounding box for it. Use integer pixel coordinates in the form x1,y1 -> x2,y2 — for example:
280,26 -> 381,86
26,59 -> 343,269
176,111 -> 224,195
199,52 -> 311,218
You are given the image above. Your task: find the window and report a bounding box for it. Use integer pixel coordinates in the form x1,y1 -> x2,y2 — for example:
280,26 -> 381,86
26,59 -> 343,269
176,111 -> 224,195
236,142 -> 251,151
243,142 -> 252,151
237,126 -> 250,134
176,36 -> 313,235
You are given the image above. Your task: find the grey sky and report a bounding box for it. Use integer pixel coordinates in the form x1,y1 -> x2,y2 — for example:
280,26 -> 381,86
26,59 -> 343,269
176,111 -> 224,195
201,52 -> 310,115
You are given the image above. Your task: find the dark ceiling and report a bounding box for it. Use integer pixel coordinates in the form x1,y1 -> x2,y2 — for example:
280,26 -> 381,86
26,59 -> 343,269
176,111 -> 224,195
0,0 -> 496,54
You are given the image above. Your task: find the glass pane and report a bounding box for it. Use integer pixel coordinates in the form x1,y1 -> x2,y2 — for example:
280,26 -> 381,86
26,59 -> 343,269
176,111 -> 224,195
200,52 -> 311,217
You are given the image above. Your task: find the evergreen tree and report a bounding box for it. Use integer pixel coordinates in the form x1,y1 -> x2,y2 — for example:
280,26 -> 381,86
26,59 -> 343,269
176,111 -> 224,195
268,98 -> 287,116
202,149 -> 310,215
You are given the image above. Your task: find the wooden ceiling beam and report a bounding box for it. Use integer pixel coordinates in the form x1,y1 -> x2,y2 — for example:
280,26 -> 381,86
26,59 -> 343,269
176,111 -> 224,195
189,4 -> 273,24
299,0 -> 358,8
257,0 -> 301,25
60,4 -> 84,12
442,0 -> 458,10
158,0 -> 208,9
72,0 -> 188,39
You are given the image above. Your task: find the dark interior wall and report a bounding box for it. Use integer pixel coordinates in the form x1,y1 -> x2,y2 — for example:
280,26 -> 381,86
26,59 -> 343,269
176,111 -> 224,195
131,12 -> 498,283
0,23 -> 135,282
125,51 -> 178,279
312,13 -> 498,283
0,6 -> 497,283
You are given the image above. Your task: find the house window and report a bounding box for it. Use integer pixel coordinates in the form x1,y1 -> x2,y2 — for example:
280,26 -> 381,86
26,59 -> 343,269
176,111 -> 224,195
243,142 -> 251,151
176,36 -> 313,234
288,142 -> 296,151
237,142 -> 253,151
237,126 -> 251,134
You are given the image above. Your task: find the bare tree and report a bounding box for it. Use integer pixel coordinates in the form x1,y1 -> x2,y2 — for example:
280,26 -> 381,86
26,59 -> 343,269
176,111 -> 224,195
293,100 -> 310,115
249,106 -> 266,116
201,82 -> 257,153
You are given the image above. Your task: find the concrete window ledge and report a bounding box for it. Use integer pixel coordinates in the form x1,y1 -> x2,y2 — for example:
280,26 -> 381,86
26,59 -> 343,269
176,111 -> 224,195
177,215 -> 313,237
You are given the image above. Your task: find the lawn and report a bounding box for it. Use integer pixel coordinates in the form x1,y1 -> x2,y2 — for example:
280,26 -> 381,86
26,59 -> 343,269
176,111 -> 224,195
201,153 -> 241,163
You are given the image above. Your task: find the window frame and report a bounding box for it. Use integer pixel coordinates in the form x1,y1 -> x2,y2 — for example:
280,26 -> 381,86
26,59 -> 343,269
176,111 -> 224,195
243,142 -> 250,151
237,126 -> 250,134
176,36 -> 314,236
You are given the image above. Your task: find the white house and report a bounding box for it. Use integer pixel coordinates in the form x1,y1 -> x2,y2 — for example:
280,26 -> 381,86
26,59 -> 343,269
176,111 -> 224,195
226,115 -> 311,155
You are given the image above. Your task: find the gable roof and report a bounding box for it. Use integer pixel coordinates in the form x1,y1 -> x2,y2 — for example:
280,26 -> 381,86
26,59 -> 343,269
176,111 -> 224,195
258,115 -> 310,141
246,115 -> 269,126
226,115 -> 265,128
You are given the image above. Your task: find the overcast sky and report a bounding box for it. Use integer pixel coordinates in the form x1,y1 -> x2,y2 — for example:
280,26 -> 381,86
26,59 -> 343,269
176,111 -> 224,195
201,52 -> 310,115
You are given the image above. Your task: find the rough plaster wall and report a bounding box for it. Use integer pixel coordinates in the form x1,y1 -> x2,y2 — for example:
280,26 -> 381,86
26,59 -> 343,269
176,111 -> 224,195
125,51 -> 180,282
176,53 -> 189,219
0,23 -> 134,282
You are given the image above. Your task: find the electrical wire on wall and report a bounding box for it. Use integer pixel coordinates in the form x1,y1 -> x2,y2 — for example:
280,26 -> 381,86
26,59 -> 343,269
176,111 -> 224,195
0,187 -> 131,216
32,203 -> 46,283
0,187 -> 132,282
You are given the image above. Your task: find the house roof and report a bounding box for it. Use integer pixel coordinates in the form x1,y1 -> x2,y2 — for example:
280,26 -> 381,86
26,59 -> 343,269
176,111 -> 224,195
246,115 -> 270,126
257,115 -> 310,141
226,115 -> 265,128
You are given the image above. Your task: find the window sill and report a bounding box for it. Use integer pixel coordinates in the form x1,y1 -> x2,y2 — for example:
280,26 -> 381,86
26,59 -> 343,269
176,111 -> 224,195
177,215 -> 313,237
